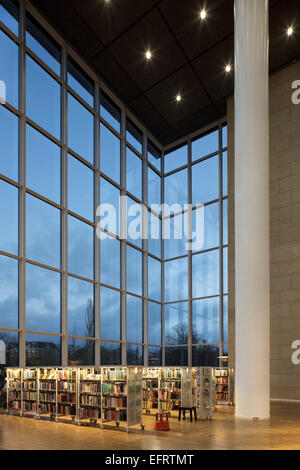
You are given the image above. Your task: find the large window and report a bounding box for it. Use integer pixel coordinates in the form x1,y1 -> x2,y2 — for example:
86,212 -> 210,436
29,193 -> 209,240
164,125 -> 228,365
0,6 -> 227,368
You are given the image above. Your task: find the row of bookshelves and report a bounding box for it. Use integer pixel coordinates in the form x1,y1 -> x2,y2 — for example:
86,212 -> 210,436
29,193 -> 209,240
6,366 -> 234,428
6,367 -> 144,432
142,367 -> 234,414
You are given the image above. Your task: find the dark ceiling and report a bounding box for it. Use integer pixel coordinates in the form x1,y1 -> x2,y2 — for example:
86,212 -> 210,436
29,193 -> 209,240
30,0 -> 300,146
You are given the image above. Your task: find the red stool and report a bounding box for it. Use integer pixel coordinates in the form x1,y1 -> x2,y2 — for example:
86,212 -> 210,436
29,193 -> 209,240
154,411 -> 170,431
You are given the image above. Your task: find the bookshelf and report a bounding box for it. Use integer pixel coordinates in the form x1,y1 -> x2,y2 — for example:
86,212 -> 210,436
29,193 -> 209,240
214,368 -> 234,405
6,368 -> 22,415
142,368 -> 159,414
38,368 -> 57,420
159,368 -> 182,412
78,367 -> 102,425
23,368 -> 37,417
56,368 -> 77,422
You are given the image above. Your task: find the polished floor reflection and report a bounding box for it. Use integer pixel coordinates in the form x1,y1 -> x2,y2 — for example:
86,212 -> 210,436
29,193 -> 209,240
0,403 -> 299,450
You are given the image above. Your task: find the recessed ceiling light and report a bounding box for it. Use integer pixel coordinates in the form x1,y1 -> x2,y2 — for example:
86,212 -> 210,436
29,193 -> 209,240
225,64 -> 232,73
287,26 -> 294,36
200,9 -> 207,20
145,50 -> 152,60
176,94 -> 182,102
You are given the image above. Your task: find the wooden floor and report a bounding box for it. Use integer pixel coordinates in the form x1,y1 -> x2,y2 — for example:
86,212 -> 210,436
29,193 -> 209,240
0,403 -> 300,450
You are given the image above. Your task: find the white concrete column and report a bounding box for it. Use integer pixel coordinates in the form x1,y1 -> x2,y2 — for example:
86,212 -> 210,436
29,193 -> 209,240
234,0 -> 270,419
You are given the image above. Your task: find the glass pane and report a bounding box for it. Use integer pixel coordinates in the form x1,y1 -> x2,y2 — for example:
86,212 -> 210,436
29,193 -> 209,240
164,213 -> 187,260
127,295 -> 143,343
192,129 -> 218,161
223,152 -> 228,196
0,180 -> 18,255
165,302 -> 188,345
68,93 -> 94,163
26,194 -> 60,268
68,215 -> 94,280
223,247 -> 228,294
68,276 -> 94,337
223,199 -> 228,245
26,334 -> 61,366
68,58 -> 94,107
101,342 -> 121,366
192,345 -> 219,367
148,347 -> 161,367
165,257 -> 188,302
0,255 -> 18,329
26,55 -> 61,139
26,14 -> 61,76
68,154 -> 94,221
100,235 -> 120,289
148,257 -> 161,302
100,178 -> 120,237
192,155 -> 219,206
126,119 -> 142,154
192,203 -> 219,252
127,344 -> 143,365
100,123 -> 121,184
126,147 -> 142,201
222,125 -> 228,148
68,338 -> 94,366
126,246 -> 142,296
148,167 -> 161,209
148,141 -> 161,172
26,124 -> 61,204
127,197 -> 143,248
26,264 -> 60,334
0,29 -> 18,108
100,92 -> 121,133
148,301 -> 161,345
148,212 -> 161,258
223,295 -> 228,343
100,286 -> 121,341
165,347 -> 188,366
0,330 -> 18,366
0,102 -> 18,181
164,169 -> 187,207
192,250 -> 219,298
0,0 -> 19,36
165,145 -> 187,173
192,297 -> 219,345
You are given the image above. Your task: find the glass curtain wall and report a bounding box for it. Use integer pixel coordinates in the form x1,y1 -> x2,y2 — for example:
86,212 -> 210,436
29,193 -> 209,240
164,125 -> 228,367
0,0 -> 163,367
0,0 -> 227,368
